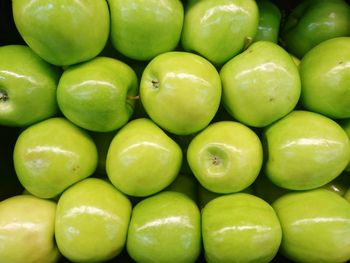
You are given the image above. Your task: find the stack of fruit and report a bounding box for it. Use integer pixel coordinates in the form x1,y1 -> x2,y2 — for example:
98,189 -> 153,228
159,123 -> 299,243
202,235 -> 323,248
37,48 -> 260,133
1,0 -> 350,262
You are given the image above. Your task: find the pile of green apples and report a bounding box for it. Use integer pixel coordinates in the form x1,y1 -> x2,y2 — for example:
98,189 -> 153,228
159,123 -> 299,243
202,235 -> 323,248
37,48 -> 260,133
1,0 -> 350,262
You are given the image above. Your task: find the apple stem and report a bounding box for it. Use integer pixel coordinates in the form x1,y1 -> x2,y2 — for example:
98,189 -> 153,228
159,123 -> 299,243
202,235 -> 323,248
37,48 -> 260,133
127,95 -> 140,100
244,36 -> 253,50
0,90 -> 9,102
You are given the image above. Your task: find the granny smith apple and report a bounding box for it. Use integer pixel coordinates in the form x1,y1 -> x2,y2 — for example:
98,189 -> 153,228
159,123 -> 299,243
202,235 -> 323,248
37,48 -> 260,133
166,173 -> 198,202
0,195 -> 59,263
254,0 -> 282,43
281,0 -> 350,58
273,189 -> 350,263
57,57 -> 138,132
181,0 -> 259,65
140,51 -> 221,135
220,41 -> 301,127
108,0 -> 184,61
106,118 -> 182,197
127,191 -> 201,263
300,37 -> 350,119
202,193 -> 282,263
55,178 -> 132,262
187,121 -> 263,193
12,0 -> 110,66
264,110 -> 350,190
0,45 -> 60,127
341,118 -> 350,171
13,117 -> 98,198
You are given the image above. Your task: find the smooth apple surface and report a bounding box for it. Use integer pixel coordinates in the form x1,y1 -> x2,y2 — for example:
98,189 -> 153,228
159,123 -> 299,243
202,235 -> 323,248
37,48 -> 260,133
106,118 -> 182,197
0,45 -> 60,127
55,178 -> 132,262
187,121 -> 263,193
12,0 -> 109,66
127,191 -> 201,263
220,41 -> 301,127
345,188 -> 350,202
57,57 -> 138,132
281,0 -> 350,58
300,37 -> 350,119
181,0 -> 259,65
140,51 -> 221,135
0,195 -> 59,263
108,0 -> 184,61
13,117 -> 98,198
202,193 -> 282,263
264,110 -> 350,190
273,189 -> 350,263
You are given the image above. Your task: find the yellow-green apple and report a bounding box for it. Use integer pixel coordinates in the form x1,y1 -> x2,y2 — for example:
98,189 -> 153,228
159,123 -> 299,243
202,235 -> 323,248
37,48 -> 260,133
273,189 -> 350,263
0,195 -> 59,263
55,178 -> 132,262
106,118 -> 182,197
0,45 -> 60,127
345,188 -> 350,202
13,117 -> 98,199
254,0 -> 281,43
220,41 -> 301,127
108,0 -> 184,61
181,0 -> 259,65
300,37 -> 350,119
12,0 -> 109,66
57,57 -> 138,132
202,193 -> 282,263
281,0 -> 350,58
264,110 -> 350,190
127,191 -> 201,263
140,51 -> 221,135
187,121 -> 263,193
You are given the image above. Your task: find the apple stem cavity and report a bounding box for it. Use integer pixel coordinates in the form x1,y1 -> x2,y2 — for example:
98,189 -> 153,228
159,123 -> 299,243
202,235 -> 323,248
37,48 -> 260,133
212,155 -> 221,166
0,89 -> 9,102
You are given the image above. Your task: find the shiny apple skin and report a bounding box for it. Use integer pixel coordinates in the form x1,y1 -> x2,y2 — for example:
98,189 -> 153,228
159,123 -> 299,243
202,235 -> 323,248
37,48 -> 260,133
13,117 -> 98,199
55,178 -> 132,262
273,189 -> 350,263
127,191 -> 201,263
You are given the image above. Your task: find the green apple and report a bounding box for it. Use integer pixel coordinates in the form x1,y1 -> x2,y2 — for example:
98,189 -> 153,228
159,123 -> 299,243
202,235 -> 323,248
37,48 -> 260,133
0,45 -> 60,127
12,0 -> 109,66
106,118 -> 182,197
0,195 -> 59,263
264,110 -> 350,190
202,193 -> 282,263
57,57 -> 138,132
140,51 -> 221,135
55,178 -> 132,262
127,191 -> 201,263
181,0 -> 259,65
273,189 -> 350,263
300,37 -> 350,119
108,0 -> 184,61
254,0 -> 282,43
281,0 -> 350,58
166,173 -> 198,202
341,118 -> 350,171
345,187 -> 350,202
220,41 -> 301,127
13,117 -> 98,199
187,121 -> 263,193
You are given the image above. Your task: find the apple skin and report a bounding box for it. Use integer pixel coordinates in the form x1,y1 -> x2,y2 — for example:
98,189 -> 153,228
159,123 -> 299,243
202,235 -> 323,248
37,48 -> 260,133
12,0 -> 109,66
57,57 -> 138,132
166,173 -> 198,202
0,45 -> 60,127
0,195 -> 59,263
13,117 -> 98,199
55,178 -> 132,262
127,191 -> 201,263
300,37 -> 350,119
181,0 -> 259,65
340,118 -> 350,171
108,0 -> 184,61
220,41 -> 301,127
254,0 -> 282,43
272,189 -> 350,263
140,51 -> 221,135
345,187 -> 350,203
264,110 -> 350,190
281,0 -> 350,58
202,193 -> 282,263
187,121 -> 263,193
106,118 -> 183,197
